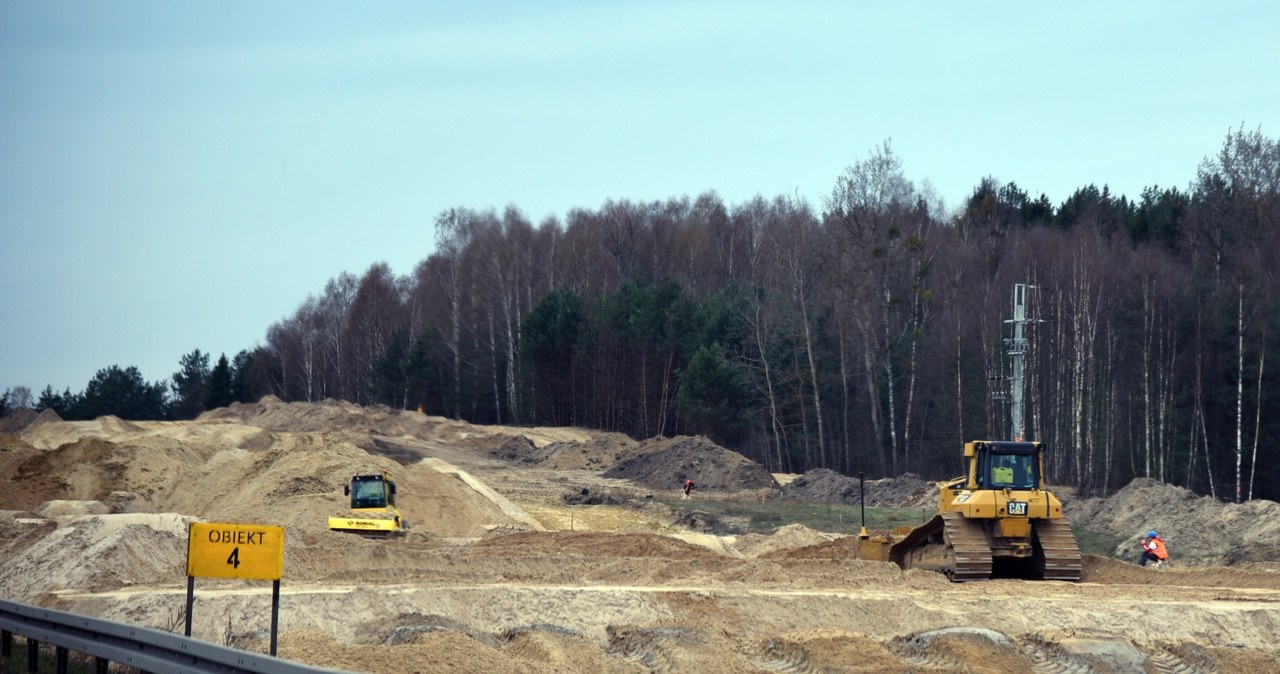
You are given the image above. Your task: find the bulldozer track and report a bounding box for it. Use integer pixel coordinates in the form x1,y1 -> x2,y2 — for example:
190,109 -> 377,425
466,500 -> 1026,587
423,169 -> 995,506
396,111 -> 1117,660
1020,639 -> 1095,674
1034,518 -> 1083,581
889,627 -> 1012,670
751,640 -> 819,674
606,626 -> 685,674
887,511 -> 994,581
891,512 -> 1083,582
941,511 -> 994,581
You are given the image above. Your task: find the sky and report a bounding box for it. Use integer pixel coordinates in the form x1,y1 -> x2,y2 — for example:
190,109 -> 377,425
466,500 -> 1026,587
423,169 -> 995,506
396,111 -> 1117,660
2,1 -> 1277,398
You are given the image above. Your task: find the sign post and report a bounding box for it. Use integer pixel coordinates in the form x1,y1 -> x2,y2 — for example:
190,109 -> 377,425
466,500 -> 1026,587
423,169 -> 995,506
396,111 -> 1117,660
185,522 -> 285,655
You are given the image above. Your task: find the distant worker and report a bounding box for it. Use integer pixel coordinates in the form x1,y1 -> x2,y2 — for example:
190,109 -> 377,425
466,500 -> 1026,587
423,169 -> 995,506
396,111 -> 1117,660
1139,530 -> 1168,569
682,479 -> 695,500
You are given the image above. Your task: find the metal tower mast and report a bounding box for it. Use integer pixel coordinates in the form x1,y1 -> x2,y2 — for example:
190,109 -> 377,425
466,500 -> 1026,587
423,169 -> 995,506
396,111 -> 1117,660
1004,284 -> 1034,441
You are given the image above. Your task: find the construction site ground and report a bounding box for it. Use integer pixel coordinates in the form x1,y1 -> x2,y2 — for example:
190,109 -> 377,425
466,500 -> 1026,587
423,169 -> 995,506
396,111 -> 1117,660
2,398 -> 1279,673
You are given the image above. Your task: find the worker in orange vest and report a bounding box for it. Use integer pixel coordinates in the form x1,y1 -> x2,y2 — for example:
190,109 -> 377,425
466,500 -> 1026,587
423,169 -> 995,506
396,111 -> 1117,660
1139,530 -> 1168,569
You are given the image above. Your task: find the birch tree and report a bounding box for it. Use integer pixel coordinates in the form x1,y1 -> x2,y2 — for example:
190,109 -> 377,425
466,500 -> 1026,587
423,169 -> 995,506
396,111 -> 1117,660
824,141 -> 917,472
434,209 -> 479,419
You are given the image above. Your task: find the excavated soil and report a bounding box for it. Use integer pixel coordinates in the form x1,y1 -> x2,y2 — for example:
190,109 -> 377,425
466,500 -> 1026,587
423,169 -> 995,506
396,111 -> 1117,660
602,435 -> 779,495
1067,477 -> 1280,565
2,398 -> 1279,674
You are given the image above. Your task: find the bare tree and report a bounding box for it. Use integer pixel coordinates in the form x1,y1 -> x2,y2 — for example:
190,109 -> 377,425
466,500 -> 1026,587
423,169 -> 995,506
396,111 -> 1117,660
8,386 -> 33,410
1191,125 -> 1280,501
345,263 -> 405,405
769,196 -> 826,467
434,208 -> 479,419
317,273 -> 358,400
825,140 -> 920,474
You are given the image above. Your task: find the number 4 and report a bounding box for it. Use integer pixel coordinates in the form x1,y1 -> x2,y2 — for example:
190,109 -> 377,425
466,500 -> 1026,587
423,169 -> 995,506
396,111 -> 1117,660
227,547 -> 241,569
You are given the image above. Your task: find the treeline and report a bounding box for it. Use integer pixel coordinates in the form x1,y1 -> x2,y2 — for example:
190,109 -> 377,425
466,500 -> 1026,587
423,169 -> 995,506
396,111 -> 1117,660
4,127 -> 1276,502
1,350 -> 264,421
244,127 -> 1279,501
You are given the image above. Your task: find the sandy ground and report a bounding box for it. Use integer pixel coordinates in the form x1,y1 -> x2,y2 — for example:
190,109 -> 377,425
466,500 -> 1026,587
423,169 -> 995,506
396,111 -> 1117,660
2,398 -> 1279,673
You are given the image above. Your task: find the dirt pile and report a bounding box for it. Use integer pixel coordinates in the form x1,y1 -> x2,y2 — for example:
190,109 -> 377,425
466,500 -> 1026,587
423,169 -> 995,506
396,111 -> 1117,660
199,396 -> 430,437
0,433 -> 51,512
19,415 -> 152,449
485,431 -> 647,473
0,407 -> 61,435
602,435 -> 778,493
780,469 -> 937,507
731,523 -> 843,558
0,513 -> 194,597
1067,477 -> 1280,565
202,397 -> 555,452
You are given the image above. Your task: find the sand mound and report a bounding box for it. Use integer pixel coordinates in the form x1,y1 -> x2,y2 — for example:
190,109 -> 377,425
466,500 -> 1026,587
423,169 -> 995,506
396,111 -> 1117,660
19,417 -> 150,449
731,523 -> 842,559
0,408 -> 62,434
202,396 -> 501,450
13,437 -> 133,500
780,469 -> 937,507
0,513 -> 194,599
1066,478 -> 1280,565
202,397 -> 632,466
484,430 -> 643,472
0,433 -> 48,511
199,396 -> 466,445
490,435 -> 540,462
602,435 -> 778,493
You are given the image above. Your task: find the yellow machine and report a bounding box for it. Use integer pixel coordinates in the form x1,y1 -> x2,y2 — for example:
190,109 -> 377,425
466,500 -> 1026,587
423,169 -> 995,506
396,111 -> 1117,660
858,287 -> 1079,581
327,470 -> 409,536
860,440 -> 1081,582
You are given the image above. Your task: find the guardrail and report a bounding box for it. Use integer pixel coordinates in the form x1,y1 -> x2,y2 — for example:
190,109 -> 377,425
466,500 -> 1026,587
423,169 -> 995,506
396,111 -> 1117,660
0,598 -> 353,674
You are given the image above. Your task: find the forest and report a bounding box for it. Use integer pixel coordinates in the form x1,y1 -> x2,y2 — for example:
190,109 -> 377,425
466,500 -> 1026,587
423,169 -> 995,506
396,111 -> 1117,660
5,127 -> 1277,502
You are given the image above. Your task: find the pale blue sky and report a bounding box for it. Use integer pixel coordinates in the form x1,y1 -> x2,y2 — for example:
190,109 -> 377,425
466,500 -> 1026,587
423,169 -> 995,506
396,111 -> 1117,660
2,1 -> 1276,396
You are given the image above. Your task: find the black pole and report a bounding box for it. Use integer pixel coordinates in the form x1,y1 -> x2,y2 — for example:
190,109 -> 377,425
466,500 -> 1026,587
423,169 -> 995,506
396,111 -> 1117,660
858,472 -> 867,537
185,576 -> 195,637
270,580 -> 280,656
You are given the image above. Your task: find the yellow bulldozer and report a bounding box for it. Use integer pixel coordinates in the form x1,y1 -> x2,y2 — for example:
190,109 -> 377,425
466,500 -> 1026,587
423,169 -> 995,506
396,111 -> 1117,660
327,469 -> 410,537
858,440 -> 1081,581
856,284 -> 1081,581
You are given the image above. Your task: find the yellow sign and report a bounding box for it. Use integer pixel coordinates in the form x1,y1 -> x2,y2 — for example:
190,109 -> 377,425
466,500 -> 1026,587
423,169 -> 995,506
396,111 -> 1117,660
186,522 -> 284,580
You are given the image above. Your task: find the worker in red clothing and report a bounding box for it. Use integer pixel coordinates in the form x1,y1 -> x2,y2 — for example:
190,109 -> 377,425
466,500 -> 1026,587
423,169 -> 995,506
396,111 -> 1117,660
1139,530 -> 1168,569
682,479 -> 695,500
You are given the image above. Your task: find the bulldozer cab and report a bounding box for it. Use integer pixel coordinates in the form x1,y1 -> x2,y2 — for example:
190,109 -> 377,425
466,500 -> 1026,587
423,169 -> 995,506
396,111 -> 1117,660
969,441 -> 1039,491
346,474 -> 397,510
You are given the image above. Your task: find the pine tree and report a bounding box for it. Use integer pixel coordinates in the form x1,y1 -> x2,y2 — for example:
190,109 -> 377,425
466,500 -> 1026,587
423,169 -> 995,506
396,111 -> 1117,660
205,354 -> 235,410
